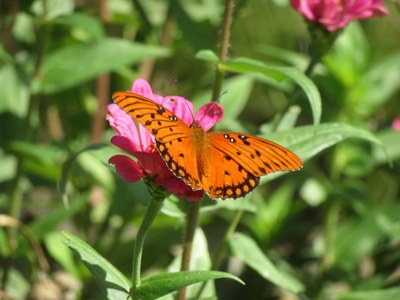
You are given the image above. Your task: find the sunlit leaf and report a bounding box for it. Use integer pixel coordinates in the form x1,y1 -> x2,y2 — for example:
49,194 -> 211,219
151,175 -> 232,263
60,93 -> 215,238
229,233 -> 304,294
36,38 -> 170,94
220,57 -> 322,125
334,286 -> 400,300
136,271 -> 243,300
63,232 -> 130,300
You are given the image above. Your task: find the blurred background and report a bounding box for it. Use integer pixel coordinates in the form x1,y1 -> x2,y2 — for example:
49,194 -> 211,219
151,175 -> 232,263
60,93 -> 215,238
1,0 -> 400,299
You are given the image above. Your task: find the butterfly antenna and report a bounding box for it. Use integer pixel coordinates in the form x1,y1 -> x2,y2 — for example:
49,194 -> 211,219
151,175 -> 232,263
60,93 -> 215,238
172,78 -> 196,122
215,90 -> 228,103
196,90 -> 228,124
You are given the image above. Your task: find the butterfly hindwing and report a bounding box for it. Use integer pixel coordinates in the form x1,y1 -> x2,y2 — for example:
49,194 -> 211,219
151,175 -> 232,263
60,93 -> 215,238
201,143 -> 260,199
156,138 -> 202,191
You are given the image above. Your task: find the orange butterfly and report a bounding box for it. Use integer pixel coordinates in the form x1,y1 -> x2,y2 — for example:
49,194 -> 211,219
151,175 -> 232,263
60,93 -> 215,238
112,91 -> 302,200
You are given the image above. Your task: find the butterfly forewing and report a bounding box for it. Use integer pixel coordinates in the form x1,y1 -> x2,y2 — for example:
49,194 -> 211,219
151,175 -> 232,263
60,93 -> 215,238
201,143 -> 260,199
113,91 -> 203,190
207,132 -> 302,176
112,92 -> 191,143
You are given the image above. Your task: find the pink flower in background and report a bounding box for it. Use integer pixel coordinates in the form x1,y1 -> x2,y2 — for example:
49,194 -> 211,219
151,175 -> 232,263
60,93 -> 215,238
107,79 -> 223,201
392,118 -> 400,131
291,0 -> 388,31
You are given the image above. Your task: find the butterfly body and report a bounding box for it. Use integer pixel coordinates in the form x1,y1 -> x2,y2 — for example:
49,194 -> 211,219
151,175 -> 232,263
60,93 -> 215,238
113,91 -> 302,199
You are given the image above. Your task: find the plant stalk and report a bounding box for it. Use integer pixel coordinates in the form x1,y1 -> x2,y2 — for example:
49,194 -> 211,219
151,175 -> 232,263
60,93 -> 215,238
131,184 -> 165,298
194,209 -> 243,299
211,0 -> 235,102
177,201 -> 200,300
178,0 -> 235,299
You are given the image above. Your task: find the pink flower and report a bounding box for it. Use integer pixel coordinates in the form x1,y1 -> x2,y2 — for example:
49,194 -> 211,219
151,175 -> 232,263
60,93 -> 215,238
107,79 -> 224,201
392,118 -> 400,132
291,0 -> 388,31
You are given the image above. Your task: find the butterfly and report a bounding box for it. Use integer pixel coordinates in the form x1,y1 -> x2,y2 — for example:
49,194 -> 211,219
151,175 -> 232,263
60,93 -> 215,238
112,91 -> 302,200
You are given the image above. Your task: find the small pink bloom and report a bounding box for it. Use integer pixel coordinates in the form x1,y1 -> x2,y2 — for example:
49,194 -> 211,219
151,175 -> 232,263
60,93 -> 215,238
107,79 -> 223,201
291,0 -> 388,31
392,118 -> 400,132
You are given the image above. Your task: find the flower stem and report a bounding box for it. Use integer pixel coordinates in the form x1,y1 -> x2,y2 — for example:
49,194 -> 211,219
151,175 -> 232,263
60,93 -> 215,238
194,209 -> 243,299
177,1 -> 235,299
130,181 -> 165,298
177,201 -> 200,300
211,0 -> 235,102
322,199 -> 340,270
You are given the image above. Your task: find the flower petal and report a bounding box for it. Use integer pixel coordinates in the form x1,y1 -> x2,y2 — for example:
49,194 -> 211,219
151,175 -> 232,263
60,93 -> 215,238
161,96 -> 195,125
392,118 -> 400,132
132,78 -> 164,104
109,155 -> 144,182
156,176 -> 204,201
110,135 -> 137,154
107,104 -> 155,152
195,102 -> 224,131
291,0 -> 388,31
134,151 -> 172,178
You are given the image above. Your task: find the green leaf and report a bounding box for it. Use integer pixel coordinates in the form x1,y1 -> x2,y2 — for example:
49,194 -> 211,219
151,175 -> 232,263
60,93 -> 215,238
274,105 -> 302,131
335,286 -> 400,300
170,0 -> 213,50
36,38 -> 170,94
373,128 -> 400,164
13,12 -> 35,44
45,232 -> 80,278
77,151 -> 114,190
30,194 -> 87,240
49,13 -> 105,41
59,144 -> 117,203
0,64 -> 29,117
256,45 -> 308,69
195,50 -> 219,62
63,232 -> 130,299
136,271 -> 244,300
32,0 -> 74,18
244,184 -> 296,241
0,44 -> 13,63
332,204 -> 400,270
354,52 -> 400,117
200,197 -> 257,214
324,23 -> 369,86
5,141 -> 62,180
256,122 -> 384,184
221,57 -> 321,125
0,151 -> 16,183
229,233 -> 304,294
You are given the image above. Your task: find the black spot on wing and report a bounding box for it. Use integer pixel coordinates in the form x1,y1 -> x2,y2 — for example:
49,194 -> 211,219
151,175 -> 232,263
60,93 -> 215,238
209,173 -> 259,200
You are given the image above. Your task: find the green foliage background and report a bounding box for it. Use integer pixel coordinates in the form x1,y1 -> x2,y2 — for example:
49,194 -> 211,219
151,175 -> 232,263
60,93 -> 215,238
1,0 -> 400,299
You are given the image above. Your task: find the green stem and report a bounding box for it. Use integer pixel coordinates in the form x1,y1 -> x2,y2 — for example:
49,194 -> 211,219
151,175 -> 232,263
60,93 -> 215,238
212,209 -> 243,267
177,201 -> 201,300
194,209 -> 243,300
322,201 -> 340,270
130,182 -> 165,298
211,0 -> 235,101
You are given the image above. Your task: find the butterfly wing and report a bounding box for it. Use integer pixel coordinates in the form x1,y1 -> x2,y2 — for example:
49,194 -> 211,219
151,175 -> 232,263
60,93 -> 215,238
113,92 -> 191,143
202,132 -> 302,199
113,92 -> 303,200
112,91 -> 202,189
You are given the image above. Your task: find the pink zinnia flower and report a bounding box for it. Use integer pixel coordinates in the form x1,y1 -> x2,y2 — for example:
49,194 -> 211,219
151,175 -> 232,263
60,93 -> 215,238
291,0 -> 388,31
392,118 -> 400,132
106,79 -> 224,201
